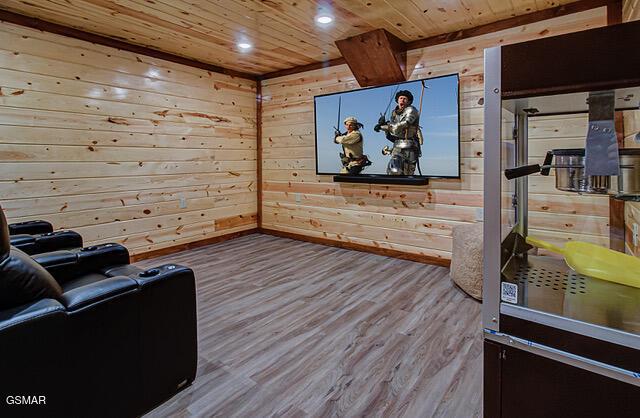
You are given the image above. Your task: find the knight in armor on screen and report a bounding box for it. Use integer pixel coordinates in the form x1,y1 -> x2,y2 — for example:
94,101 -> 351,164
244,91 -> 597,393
334,116 -> 372,174
374,90 -> 423,175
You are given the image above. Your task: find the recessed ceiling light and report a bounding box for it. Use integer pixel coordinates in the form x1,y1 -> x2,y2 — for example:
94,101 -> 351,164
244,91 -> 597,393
238,42 -> 252,50
316,15 -> 333,24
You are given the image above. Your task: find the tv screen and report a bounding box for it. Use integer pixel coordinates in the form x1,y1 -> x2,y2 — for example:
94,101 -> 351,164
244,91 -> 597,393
314,73 -> 460,178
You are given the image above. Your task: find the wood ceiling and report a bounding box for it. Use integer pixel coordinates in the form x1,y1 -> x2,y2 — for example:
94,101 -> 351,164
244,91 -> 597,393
0,0 -> 585,75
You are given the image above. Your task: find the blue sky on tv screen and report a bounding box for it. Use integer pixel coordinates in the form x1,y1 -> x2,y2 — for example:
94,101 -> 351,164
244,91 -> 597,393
315,74 -> 459,176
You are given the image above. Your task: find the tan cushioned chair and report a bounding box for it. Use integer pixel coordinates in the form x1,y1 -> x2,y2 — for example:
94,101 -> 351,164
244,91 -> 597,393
450,222 -> 483,300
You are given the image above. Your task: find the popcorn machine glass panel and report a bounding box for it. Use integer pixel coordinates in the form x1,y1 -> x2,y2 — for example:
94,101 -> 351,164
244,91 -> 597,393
498,88 -> 640,341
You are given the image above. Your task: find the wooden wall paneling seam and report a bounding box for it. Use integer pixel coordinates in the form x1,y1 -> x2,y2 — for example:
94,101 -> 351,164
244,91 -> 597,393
0,162 -> 257,182
0,79 -> 256,119
130,228 -> 259,262
261,212 -> 453,252
0,51 -> 256,102
0,110 -> 255,138
0,126 -> 255,150
259,222 -> 455,260
81,213 -> 258,247
8,193 -> 257,228
0,8 -> 257,80
258,227 -> 451,267
86,217 -> 256,251
77,204 -> 258,244
0,145 -> 253,163
0,182 -> 256,219
0,172 -> 257,200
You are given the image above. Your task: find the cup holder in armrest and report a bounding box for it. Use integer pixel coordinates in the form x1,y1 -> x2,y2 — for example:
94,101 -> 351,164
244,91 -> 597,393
139,269 -> 160,278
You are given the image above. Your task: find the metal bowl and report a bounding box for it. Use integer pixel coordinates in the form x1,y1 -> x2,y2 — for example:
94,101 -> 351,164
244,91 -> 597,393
611,148 -> 640,197
551,149 -> 610,194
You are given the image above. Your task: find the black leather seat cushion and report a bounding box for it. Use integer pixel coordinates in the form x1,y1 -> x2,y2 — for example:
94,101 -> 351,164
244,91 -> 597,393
0,249 -> 63,310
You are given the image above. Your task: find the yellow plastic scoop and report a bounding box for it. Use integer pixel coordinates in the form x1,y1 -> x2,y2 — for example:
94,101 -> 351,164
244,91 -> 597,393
526,236 -> 640,289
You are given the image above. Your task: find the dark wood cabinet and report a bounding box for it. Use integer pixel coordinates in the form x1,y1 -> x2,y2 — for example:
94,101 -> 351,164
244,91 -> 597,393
484,340 -> 640,418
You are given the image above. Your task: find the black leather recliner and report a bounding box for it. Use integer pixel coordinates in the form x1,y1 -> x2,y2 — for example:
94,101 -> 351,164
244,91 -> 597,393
0,208 -> 197,417
9,219 -> 84,255
8,219 -> 54,235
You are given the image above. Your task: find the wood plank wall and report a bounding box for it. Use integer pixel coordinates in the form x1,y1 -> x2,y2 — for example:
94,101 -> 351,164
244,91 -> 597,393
527,114 -> 609,248
623,110 -> 640,256
623,0 -> 640,20
0,22 -> 257,256
617,0 -> 638,256
261,9 -> 608,262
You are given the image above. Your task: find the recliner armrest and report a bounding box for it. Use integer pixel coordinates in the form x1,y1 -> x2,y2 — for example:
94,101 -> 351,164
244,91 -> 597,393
8,220 -> 53,235
10,230 -> 83,255
33,243 -> 130,282
34,230 -> 83,253
102,263 -> 194,289
9,234 -> 36,254
60,276 -> 137,312
132,264 -> 194,288
0,298 -> 65,332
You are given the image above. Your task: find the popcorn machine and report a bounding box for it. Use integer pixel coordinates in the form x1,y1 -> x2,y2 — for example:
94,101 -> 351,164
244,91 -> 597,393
482,21 -> 640,417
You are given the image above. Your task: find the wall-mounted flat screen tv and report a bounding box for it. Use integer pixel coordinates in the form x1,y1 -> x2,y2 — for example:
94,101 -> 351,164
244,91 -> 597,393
314,73 -> 460,179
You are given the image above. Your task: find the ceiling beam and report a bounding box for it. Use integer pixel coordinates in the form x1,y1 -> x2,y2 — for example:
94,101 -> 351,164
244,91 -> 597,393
0,8 -> 258,81
262,0 -> 617,80
335,29 -> 406,87
406,0 -> 615,50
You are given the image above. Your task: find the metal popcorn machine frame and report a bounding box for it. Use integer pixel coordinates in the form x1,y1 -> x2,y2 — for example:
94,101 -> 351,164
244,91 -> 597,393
482,20 -> 640,418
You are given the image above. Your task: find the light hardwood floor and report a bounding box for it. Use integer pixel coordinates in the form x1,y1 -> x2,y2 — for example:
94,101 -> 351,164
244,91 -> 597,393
139,234 -> 482,418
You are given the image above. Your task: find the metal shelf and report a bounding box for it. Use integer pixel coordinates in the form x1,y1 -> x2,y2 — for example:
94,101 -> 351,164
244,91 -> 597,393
501,255 -> 640,349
